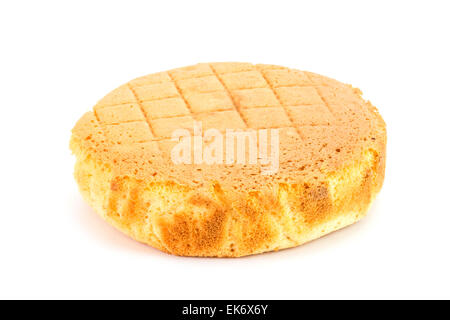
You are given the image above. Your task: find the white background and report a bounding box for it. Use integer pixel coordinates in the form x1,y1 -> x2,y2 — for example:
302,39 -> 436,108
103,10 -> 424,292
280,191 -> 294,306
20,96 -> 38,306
1,1 -> 449,299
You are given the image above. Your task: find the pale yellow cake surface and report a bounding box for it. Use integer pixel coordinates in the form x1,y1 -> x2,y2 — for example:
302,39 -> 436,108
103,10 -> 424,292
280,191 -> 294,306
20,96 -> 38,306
70,62 -> 386,257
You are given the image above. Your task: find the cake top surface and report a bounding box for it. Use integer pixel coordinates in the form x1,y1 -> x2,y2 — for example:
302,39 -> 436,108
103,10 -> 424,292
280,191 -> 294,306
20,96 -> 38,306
71,62 -> 385,190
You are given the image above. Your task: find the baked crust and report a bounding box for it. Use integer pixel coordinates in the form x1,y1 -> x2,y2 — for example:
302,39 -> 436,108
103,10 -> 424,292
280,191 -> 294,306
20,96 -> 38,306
70,62 -> 386,257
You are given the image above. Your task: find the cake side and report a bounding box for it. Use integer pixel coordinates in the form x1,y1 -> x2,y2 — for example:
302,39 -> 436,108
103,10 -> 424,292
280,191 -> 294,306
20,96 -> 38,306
70,132 -> 385,257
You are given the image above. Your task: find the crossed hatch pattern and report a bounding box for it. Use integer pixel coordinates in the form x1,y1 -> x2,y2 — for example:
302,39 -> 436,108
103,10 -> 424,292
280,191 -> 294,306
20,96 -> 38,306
92,63 -> 342,153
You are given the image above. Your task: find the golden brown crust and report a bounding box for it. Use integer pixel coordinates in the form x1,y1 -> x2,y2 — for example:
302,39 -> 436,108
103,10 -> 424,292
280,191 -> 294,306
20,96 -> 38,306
70,62 -> 386,257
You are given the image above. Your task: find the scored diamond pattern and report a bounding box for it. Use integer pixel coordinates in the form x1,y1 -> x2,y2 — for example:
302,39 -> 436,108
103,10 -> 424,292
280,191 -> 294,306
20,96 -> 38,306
91,63 -> 337,150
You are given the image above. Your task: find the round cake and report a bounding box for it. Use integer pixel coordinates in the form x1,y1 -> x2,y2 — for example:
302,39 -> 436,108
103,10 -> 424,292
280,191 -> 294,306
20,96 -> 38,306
70,62 -> 386,257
